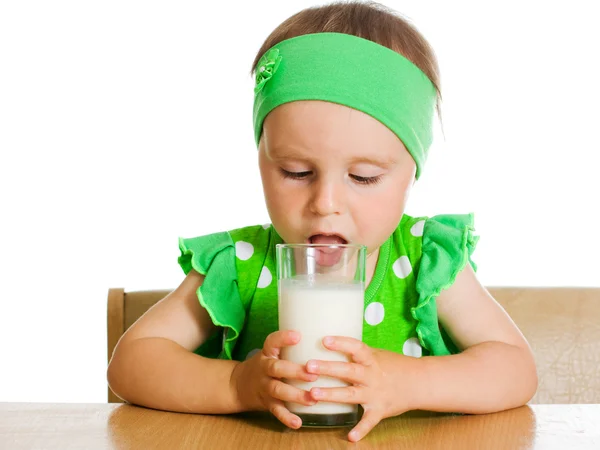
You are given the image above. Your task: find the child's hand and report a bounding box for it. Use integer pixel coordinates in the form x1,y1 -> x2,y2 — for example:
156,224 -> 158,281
231,330 -> 318,429
306,336 -> 419,442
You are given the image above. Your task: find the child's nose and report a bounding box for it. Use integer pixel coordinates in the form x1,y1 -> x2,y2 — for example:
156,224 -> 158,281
309,178 -> 345,216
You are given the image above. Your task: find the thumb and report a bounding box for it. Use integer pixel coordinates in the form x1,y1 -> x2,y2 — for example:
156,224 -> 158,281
348,409 -> 382,442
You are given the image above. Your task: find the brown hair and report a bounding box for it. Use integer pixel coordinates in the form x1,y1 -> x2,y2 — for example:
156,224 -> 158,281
251,1 -> 442,122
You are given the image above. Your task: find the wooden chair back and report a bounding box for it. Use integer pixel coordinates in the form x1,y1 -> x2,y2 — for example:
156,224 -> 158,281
107,287 -> 600,404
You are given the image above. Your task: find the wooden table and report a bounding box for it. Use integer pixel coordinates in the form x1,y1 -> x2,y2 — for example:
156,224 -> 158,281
1,403 -> 598,449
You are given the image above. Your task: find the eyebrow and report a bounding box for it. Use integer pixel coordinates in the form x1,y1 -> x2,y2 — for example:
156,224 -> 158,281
347,156 -> 396,168
269,146 -> 397,168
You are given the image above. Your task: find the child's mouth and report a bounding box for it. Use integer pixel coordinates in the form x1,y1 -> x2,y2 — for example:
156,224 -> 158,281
309,234 -> 348,246
308,234 -> 347,267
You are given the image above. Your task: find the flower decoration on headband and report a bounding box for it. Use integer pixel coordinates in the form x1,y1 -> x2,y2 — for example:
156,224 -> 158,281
254,48 -> 282,94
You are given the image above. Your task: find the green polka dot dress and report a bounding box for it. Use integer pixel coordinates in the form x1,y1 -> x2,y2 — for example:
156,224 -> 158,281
177,213 -> 479,361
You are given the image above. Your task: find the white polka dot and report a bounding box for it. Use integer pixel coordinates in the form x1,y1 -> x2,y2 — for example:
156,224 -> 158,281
235,241 -> 254,261
246,349 -> 261,360
257,266 -> 272,288
364,302 -> 385,326
262,223 -> 270,229
392,256 -> 412,279
410,220 -> 425,237
403,337 -> 422,358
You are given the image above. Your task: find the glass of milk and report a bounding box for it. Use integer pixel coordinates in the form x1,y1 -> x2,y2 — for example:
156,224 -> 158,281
276,243 -> 366,427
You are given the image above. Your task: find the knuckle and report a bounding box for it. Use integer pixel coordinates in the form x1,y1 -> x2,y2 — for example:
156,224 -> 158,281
362,409 -> 381,426
267,359 -> 280,378
268,380 -> 283,399
365,416 -> 381,430
351,364 -> 364,379
269,404 -> 284,421
362,416 -> 373,428
347,386 -> 359,400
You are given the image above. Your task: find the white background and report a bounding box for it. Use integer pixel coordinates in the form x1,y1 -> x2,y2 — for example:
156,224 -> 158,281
0,1 -> 598,403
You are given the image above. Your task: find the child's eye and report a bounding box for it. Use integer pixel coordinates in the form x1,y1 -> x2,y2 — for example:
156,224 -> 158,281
350,174 -> 383,185
281,169 -> 312,180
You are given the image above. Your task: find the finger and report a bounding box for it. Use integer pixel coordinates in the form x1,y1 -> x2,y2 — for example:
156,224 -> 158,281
322,336 -> 373,365
265,358 -> 318,382
306,360 -> 366,384
267,379 -> 317,406
263,330 -> 300,358
269,401 -> 302,429
310,385 -> 364,404
348,409 -> 381,442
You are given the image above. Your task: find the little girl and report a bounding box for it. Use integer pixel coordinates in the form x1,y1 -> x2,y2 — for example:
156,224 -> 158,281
107,1 -> 537,442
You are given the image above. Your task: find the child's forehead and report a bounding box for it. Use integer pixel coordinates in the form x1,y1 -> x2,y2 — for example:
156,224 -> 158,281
263,101 -> 409,157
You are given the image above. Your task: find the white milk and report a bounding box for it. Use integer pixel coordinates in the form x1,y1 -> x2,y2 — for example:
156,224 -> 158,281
278,277 -> 364,415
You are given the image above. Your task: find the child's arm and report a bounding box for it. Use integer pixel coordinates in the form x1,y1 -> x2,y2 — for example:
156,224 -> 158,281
107,269 -> 317,424
107,270 -> 242,413
415,263 -> 538,412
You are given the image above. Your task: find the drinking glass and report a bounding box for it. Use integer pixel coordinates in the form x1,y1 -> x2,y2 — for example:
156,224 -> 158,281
276,243 -> 366,427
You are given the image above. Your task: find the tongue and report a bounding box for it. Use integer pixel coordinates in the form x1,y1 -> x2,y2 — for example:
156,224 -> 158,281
310,235 -> 345,267
311,234 -> 346,245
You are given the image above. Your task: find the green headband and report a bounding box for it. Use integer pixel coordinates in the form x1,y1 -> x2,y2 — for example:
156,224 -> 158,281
252,32 -> 437,179
254,33 -> 437,178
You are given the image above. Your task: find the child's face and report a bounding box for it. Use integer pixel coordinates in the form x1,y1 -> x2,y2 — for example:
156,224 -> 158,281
258,100 -> 416,255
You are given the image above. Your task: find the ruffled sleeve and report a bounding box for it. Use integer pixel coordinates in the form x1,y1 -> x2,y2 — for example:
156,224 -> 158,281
411,213 -> 480,356
178,232 -> 245,360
